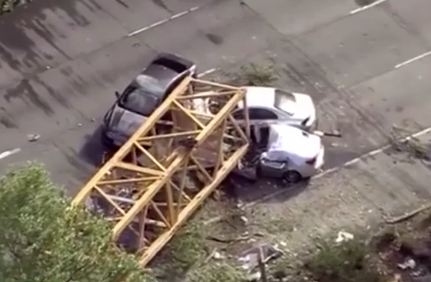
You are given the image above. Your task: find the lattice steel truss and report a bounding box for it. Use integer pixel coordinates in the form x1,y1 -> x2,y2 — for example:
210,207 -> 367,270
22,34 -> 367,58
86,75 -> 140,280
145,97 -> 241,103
72,76 -> 250,266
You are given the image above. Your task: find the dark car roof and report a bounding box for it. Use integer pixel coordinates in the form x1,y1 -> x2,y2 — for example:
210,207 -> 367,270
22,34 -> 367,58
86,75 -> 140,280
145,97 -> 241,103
130,53 -> 194,98
140,64 -> 180,96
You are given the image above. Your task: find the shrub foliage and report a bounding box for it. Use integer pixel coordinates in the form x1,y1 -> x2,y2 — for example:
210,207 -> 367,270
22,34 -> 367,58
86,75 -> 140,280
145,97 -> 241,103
0,164 -> 154,282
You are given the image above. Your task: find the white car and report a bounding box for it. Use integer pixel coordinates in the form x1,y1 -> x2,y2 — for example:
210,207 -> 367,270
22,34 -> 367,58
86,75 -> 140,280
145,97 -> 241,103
232,86 -> 317,130
257,124 -> 324,182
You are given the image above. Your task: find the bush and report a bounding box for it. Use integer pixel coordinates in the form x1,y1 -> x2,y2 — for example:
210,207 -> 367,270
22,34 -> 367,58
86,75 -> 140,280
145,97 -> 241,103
152,223 -> 206,281
224,63 -> 278,86
186,262 -> 245,282
0,164 -> 155,282
305,239 -> 381,282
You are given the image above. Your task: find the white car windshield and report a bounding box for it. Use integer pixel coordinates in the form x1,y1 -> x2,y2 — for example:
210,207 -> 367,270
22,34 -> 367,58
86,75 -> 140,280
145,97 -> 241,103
121,75 -> 165,116
274,89 -> 296,115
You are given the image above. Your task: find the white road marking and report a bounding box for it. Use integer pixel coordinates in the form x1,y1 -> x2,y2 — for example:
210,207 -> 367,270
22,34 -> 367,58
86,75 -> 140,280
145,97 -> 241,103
242,125 -> 431,208
128,6 -> 200,37
197,68 -> 217,78
0,148 -> 21,160
394,51 -> 431,69
349,0 -> 388,15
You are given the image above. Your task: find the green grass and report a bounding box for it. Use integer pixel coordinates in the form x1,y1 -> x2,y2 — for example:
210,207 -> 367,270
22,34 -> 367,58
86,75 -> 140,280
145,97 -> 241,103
223,63 -> 278,86
305,238 -> 381,282
186,262 -> 245,282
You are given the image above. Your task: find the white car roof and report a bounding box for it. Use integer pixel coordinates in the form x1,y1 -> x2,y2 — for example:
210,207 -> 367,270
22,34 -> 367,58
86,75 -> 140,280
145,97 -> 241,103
238,87 -> 276,109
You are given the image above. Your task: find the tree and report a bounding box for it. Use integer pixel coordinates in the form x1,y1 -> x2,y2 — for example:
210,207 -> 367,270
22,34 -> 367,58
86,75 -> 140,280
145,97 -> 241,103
0,164 -> 155,282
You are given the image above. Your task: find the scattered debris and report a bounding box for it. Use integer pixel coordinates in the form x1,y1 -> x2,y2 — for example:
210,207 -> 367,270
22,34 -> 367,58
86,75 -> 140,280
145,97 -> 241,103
389,126 -> 431,161
335,231 -> 354,243
203,249 -> 224,263
314,130 -> 342,138
27,133 -> 40,142
246,271 -> 261,282
213,251 -> 224,260
384,203 -> 431,224
207,232 -> 263,244
240,215 -> 249,224
390,274 -> 402,282
238,243 -> 283,272
257,246 -> 269,282
397,258 -> 416,270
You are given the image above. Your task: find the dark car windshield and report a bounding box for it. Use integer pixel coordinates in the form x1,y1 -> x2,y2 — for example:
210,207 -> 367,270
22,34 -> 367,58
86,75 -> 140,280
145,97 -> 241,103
120,75 -> 165,116
153,57 -> 187,73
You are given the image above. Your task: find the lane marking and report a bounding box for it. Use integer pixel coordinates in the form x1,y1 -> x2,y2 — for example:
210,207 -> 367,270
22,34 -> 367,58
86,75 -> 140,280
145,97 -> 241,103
395,51 -> 431,69
242,125 -> 431,208
0,148 -> 21,160
128,6 -> 200,37
349,0 -> 388,15
197,68 -> 217,78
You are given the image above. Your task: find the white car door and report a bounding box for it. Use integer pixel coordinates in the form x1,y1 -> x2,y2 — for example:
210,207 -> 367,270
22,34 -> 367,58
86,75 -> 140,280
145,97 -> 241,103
240,108 -> 279,144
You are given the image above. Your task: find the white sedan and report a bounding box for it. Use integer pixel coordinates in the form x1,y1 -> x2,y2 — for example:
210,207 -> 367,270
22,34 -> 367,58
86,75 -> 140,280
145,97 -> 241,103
257,124 -> 325,182
232,86 -> 317,130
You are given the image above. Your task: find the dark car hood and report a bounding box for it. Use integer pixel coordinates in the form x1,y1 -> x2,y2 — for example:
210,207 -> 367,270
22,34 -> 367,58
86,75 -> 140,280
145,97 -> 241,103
107,104 -> 146,138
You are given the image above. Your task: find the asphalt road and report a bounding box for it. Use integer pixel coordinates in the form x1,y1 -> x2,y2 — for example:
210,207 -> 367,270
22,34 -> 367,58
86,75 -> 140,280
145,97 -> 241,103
1,0 -> 431,194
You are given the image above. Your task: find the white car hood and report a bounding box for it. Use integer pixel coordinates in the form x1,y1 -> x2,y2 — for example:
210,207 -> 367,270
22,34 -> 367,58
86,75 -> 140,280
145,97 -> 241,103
265,124 -> 321,165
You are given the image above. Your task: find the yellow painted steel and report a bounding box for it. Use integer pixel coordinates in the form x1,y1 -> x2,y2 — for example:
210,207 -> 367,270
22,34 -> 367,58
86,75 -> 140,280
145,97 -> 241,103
72,76 -> 250,266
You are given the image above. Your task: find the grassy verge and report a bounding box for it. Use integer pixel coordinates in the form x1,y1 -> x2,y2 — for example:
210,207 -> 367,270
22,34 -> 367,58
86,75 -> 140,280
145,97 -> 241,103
304,238 -> 381,282
151,198 -> 247,282
211,62 -> 278,87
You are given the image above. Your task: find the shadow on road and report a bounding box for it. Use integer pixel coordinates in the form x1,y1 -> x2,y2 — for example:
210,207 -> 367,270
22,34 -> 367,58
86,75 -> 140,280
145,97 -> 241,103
224,173 -> 311,205
78,125 -> 108,167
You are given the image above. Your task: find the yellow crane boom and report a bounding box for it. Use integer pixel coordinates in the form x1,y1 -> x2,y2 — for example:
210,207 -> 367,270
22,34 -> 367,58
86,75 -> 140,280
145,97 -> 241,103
72,76 -> 250,266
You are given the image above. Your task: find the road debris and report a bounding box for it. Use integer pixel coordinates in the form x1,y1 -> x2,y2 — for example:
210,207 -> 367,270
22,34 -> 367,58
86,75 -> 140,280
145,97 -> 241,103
240,215 -> 249,224
238,243 -> 283,272
314,130 -> 342,138
203,249 -> 224,263
246,271 -> 261,282
397,258 -> 416,270
207,232 -> 263,244
257,246 -> 268,282
390,274 -> 402,282
335,231 -> 354,243
27,133 -> 40,142
384,203 -> 431,224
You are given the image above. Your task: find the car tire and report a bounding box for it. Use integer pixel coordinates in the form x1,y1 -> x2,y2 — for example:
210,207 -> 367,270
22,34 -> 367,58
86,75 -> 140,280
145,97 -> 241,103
283,170 -> 302,183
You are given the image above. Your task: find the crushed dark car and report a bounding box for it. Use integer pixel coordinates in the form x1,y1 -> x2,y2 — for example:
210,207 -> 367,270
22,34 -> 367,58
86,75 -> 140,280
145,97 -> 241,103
101,53 -> 196,147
